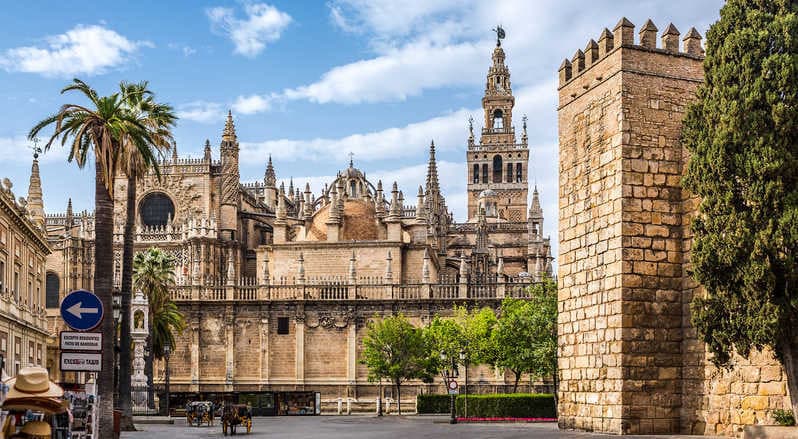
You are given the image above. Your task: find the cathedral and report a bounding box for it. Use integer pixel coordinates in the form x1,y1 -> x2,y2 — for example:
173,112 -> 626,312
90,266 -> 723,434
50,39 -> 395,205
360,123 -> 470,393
39,36 -> 553,411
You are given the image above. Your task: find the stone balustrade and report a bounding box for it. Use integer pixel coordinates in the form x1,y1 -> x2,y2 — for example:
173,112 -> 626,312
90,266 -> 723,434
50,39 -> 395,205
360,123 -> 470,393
168,277 -> 534,303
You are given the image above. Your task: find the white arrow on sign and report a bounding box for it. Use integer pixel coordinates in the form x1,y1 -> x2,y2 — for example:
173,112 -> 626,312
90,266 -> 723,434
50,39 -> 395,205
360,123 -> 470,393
66,302 -> 99,319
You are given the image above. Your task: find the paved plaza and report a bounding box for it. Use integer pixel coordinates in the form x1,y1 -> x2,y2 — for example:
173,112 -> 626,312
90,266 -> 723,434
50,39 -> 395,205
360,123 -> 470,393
121,416 -> 718,439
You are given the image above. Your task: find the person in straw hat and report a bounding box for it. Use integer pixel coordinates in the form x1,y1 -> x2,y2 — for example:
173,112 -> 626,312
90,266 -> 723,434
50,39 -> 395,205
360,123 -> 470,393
4,367 -> 63,401
13,420 -> 50,439
1,367 -> 64,438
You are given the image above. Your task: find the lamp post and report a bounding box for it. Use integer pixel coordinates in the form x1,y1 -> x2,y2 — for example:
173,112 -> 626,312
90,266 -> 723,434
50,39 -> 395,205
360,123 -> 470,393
164,345 -> 171,417
377,377 -> 383,417
440,352 -> 458,424
459,349 -> 468,420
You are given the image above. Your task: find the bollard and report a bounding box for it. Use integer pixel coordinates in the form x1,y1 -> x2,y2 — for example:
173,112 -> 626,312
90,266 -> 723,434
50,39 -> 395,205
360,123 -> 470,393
337,397 -> 342,415
346,398 -> 352,415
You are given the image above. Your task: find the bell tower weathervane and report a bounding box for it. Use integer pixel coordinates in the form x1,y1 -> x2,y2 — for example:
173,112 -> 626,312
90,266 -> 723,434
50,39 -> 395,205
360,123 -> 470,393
493,25 -> 506,46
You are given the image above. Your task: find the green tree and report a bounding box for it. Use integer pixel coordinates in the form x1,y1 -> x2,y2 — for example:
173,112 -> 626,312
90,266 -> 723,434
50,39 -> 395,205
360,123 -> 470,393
360,314 -> 433,415
459,306 -> 498,366
117,81 -> 176,430
492,279 -> 558,393
681,0 -> 798,414
29,79 -> 159,437
133,247 -> 186,408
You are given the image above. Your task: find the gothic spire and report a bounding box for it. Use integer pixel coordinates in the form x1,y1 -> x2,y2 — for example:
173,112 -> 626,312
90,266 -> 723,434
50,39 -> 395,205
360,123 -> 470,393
204,139 -> 212,161
222,110 -> 237,142
65,198 -> 74,231
530,185 -> 542,216
27,155 -> 44,226
425,140 -> 440,194
265,155 -> 276,187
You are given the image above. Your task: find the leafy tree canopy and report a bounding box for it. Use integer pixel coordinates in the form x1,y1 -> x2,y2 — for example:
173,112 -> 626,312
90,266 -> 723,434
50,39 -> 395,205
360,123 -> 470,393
682,0 -> 798,412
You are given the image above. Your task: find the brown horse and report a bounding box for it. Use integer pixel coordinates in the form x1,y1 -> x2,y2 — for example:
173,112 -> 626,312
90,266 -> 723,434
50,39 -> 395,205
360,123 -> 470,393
221,404 -> 252,435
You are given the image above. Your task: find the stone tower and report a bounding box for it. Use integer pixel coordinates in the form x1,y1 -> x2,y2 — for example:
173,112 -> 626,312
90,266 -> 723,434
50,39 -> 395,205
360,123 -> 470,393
219,110 -> 240,240
467,32 -> 529,221
557,18 -> 710,434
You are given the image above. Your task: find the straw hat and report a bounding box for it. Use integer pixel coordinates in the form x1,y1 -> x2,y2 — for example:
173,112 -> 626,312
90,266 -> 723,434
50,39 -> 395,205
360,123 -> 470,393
4,367 -> 63,400
20,420 -> 51,438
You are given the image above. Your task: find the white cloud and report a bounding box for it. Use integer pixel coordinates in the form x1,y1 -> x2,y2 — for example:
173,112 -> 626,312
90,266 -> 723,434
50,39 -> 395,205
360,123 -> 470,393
207,3 -> 291,57
233,94 -> 273,114
0,135 -> 69,164
239,107 -> 477,164
282,41 -> 486,104
177,101 -> 225,123
0,25 -> 149,77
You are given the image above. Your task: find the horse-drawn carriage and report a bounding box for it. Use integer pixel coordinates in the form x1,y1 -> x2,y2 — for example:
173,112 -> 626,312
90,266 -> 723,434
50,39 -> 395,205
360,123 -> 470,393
186,401 -> 214,427
221,403 -> 253,435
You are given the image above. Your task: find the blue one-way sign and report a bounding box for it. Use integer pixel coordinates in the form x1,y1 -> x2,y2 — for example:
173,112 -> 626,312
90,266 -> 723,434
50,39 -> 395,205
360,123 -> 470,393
60,290 -> 104,331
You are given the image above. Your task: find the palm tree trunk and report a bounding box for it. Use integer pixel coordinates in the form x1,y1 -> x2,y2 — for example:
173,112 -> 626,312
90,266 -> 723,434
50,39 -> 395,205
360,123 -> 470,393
118,176 -> 136,430
95,160 -> 116,438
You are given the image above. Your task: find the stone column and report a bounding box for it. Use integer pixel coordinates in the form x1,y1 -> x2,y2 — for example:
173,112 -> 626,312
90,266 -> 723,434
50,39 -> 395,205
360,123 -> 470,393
260,316 -> 269,384
295,313 -> 305,385
190,314 -> 200,392
224,307 -> 235,392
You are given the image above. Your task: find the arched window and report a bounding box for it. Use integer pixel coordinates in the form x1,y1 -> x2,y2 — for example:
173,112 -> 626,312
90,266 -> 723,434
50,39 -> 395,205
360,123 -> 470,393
506,163 -> 513,183
45,272 -> 59,308
481,164 -> 488,184
472,164 -> 479,183
516,163 -> 523,182
492,155 -> 503,183
139,192 -> 175,227
350,180 -> 357,197
492,109 -> 504,130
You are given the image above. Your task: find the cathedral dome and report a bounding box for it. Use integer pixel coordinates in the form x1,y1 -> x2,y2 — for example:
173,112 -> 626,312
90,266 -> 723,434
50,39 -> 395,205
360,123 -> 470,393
306,199 -> 379,241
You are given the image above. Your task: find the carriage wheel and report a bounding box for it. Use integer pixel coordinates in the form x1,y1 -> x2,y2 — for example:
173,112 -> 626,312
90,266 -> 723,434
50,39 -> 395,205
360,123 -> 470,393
246,419 -> 252,433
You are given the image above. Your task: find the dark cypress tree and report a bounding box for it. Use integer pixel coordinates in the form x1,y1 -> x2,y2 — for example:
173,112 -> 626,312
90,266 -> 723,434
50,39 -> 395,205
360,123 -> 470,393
683,0 -> 798,414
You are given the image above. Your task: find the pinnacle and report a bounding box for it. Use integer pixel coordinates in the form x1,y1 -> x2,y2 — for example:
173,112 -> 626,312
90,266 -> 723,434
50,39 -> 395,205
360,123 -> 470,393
599,28 -> 613,40
663,23 -> 680,36
641,19 -> 658,32
684,27 -> 702,40
559,58 -> 572,70
585,39 -> 598,50
614,17 -> 634,30
222,110 -> 236,141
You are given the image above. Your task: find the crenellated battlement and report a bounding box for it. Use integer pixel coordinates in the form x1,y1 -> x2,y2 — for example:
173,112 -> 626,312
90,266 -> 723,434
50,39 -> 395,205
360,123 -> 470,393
559,17 -> 704,88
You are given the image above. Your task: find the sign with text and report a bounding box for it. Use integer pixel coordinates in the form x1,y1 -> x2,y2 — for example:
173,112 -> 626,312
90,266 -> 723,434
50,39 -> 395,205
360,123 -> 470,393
60,352 -> 102,372
60,331 -> 102,351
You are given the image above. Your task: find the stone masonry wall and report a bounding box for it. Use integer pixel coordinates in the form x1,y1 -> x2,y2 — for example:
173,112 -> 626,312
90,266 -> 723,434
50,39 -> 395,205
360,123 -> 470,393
558,18 -> 789,436
558,40 -> 628,433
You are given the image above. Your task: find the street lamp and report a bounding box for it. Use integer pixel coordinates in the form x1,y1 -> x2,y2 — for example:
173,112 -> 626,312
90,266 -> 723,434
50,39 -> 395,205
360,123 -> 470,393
164,345 -> 171,417
439,352 -> 458,424
377,377 -> 383,417
459,349 -> 468,420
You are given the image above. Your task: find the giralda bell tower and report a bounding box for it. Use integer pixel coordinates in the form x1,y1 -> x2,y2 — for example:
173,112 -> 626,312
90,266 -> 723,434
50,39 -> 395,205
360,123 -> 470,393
466,27 -> 529,221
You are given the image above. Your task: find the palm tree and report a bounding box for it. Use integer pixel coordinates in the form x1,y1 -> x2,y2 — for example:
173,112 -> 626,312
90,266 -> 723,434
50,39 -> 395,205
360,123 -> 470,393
116,82 -> 176,430
133,248 -> 186,411
29,78 -> 160,438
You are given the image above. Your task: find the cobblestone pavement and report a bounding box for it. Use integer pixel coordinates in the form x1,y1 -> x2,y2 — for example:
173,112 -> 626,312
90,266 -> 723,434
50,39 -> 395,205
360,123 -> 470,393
122,416 -> 719,439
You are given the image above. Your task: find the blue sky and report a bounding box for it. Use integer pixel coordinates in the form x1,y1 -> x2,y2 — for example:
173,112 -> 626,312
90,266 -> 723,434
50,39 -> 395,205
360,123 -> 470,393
0,0 -> 724,255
